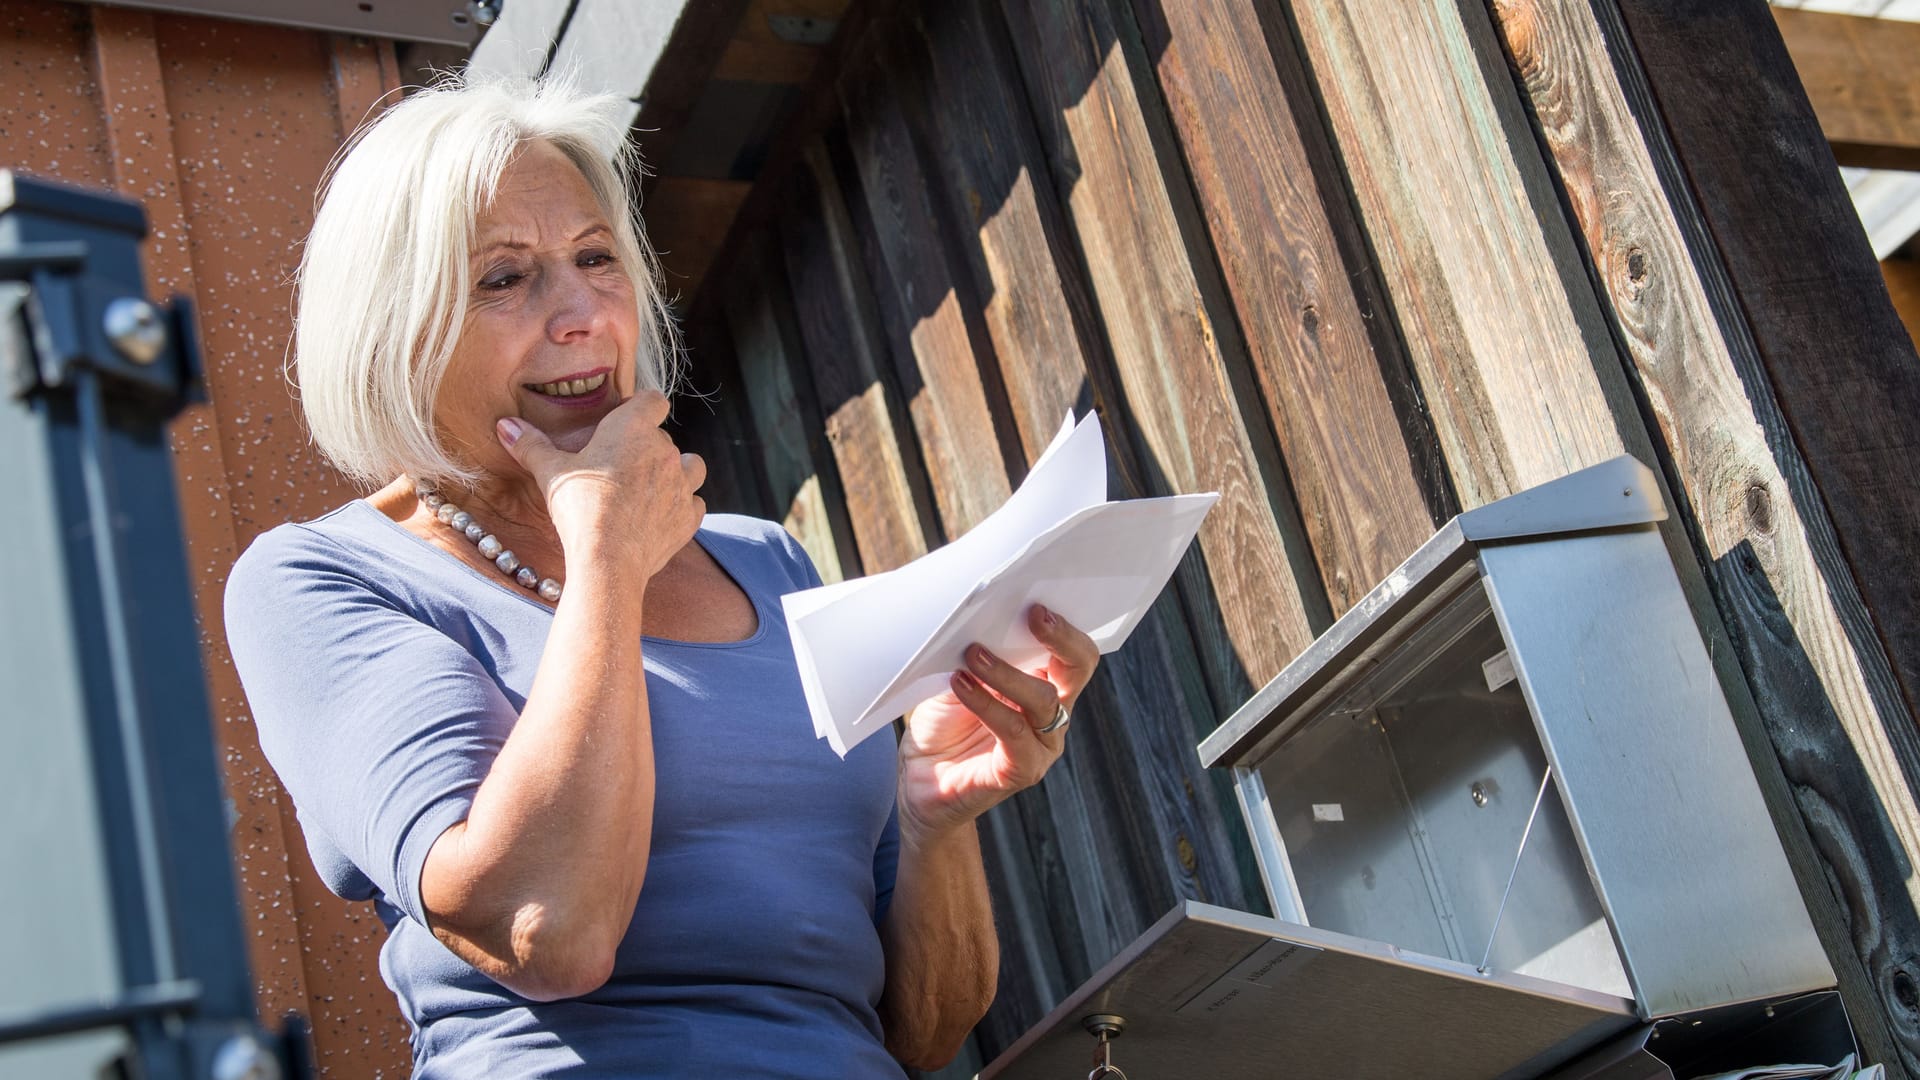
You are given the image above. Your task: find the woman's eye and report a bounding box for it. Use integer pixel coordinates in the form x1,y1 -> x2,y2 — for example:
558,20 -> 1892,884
480,271 -> 523,291
579,250 -> 618,269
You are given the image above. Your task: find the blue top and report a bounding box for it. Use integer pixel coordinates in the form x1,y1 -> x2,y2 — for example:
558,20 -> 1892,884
224,503 -> 906,1078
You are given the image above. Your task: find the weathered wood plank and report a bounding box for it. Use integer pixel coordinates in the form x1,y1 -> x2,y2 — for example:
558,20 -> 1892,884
1289,0 -> 1634,505
1127,0 -> 1439,613
997,0 -> 1324,696
720,239 -> 861,580
901,0 -> 1264,921
1608,0 -> 1920,729
844,7 -> 1271,1056
776,138 -> 938,571
1773,7 -> 1920,172
1490,0 -> 1920,1066
835,34 -> 1019,532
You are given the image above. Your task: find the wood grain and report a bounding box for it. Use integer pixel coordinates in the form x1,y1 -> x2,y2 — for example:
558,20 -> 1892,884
907,0 -> 1273,1040
1288,0 -> 1634,506
1492,0 -> 1920,1067
997,0 -> 1322,697
1774,7 -> 1920,172
1128,0 -> 1437,614
777,137 -> 937,571
836,34 -> 1017,533
721,240 -> 861,581
1609,0 -> 1920,772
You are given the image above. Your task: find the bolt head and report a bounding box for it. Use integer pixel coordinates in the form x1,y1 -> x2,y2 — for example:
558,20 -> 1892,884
103,297 -> 166,366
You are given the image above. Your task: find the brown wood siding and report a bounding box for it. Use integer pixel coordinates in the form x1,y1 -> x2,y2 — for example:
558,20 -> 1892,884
671,0 -> 1920,1069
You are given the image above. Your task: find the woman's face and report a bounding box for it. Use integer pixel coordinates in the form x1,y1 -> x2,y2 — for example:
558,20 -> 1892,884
436,140 -> 640,476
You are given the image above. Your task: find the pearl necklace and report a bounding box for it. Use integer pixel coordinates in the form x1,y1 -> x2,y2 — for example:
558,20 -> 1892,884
414,480 -> 563,602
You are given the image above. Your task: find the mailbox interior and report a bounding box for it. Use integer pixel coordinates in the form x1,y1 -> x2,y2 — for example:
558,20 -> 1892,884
1246,573 -> 1633,1000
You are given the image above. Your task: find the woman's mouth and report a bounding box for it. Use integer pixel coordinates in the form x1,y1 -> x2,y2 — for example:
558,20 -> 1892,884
525,370 -> 611,408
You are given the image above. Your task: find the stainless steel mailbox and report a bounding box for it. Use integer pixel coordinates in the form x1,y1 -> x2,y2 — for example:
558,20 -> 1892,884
1197,455 -> 1832,1020
979,456 -> 1846,1080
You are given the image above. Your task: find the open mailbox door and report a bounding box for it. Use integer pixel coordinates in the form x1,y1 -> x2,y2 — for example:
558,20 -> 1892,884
981,458 -> 1852,1079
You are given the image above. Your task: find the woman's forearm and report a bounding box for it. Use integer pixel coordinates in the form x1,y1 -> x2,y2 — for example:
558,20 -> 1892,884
878,819 -> 998,1069
421,547 -> 655,999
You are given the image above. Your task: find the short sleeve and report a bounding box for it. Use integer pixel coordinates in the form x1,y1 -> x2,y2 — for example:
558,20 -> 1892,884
224,525 -> 515,929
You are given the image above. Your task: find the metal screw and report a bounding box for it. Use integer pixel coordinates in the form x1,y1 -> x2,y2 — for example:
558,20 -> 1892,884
211,1034 -> 281,1080
466,0 -> 503,27
1471,782 -> 1489,807
103,297 -> 165,366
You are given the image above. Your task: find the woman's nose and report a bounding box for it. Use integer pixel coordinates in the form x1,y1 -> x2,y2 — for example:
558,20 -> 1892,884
544,267 -> 611,342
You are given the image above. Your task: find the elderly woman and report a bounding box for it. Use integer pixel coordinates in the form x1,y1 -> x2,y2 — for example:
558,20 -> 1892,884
223,76 -> 1096,1077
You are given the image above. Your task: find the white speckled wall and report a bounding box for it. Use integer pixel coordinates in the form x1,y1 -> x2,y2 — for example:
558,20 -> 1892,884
2,5 -> 410,1074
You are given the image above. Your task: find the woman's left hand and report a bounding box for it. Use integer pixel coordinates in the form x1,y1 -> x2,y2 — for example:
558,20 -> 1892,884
897,604 -> 1100,841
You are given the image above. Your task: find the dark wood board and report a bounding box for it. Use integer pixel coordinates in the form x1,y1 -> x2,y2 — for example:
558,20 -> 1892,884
775,137 -> 940,572
1607,0 -> 1920,732
1127,0 -> 1438,615
834,32 -> 1021,533
996,0 -> 1325,699
722,235 -> 863,581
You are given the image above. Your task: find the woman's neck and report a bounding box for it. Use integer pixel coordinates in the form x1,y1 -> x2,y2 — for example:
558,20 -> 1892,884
369,473 -> 568,590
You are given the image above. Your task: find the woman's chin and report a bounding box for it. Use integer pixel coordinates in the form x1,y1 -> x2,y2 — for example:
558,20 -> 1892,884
547,422 -> 599,454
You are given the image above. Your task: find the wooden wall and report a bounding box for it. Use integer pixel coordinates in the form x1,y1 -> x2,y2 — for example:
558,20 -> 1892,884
668,0 -> 1920,1071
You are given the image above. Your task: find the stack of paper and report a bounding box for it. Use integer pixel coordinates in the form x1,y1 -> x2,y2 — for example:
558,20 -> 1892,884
782,411 -> 1218,756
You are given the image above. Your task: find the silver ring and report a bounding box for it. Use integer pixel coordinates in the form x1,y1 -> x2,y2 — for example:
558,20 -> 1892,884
1036,701 -> 1071,736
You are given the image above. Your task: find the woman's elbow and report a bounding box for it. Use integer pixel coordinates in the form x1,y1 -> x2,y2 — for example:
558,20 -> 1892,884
433,897 -> 626,1002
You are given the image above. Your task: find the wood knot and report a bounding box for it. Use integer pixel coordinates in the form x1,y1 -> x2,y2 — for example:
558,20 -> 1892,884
1893,968 -> 1919,1013
1625,247 -> 1650,288
1176,835 -> 1197,873
1301,304 -> 1320,336
1743,480 -> 1774,536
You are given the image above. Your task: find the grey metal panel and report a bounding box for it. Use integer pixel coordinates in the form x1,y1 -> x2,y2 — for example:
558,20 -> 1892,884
1231,769 -> 1304,923
1456,455 -> 1666,542
1479,528 -> 1834,1017
0,304 -> 129,1080
1198,526 -> 1478,769
77,0 -> 483,45
978,901 -> 1636,1080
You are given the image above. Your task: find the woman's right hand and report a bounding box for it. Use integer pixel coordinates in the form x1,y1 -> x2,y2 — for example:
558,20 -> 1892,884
495,389 -> 706,579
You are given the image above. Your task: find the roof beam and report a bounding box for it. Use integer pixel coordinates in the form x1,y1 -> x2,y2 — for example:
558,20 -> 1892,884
1774,7 -> 1920,171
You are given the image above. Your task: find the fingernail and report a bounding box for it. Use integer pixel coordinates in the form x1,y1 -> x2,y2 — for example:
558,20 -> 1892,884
969,645 -> 993,671
951,670 -> 974,694
1038,605 -> 1057,628
496,417 -> 523,445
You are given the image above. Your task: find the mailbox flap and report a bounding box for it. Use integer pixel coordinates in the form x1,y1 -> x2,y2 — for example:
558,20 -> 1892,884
979,901 -> 1637,1080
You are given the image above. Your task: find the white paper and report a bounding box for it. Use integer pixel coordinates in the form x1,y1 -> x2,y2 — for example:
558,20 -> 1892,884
781,410 -> 1219,756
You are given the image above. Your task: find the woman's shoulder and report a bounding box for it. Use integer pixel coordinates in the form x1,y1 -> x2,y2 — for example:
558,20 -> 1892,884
231,503 -> 386,585
698,513 -> 821,592
226,501 -> 423,622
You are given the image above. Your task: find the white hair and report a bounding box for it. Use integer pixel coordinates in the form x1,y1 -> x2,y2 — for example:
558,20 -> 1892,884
293,72 -> 680,488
